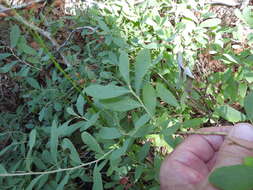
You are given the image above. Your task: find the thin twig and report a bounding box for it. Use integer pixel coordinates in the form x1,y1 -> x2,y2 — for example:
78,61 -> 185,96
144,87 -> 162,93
11,13 -> 71,66
0,0 -> 46,13
176,131 -> 227,136
0,149 -> 113,177
2,45 -> 41,70
207,1 -> 240,7
57,26 -> 98,52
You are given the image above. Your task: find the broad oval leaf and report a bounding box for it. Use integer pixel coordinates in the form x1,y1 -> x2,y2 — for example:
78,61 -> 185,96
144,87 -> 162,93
209,165 -> 253,190
200,18 -> 221,28
85,84 -> 130,99
100,96 -> 142,112
81,132 -> 104,154
215,105 -> 246,123
99,127 -> 122,139
156,83 -> 179,107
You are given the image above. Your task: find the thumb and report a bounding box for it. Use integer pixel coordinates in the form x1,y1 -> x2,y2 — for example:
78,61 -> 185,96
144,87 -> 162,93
198,123 -> 253,190
214,123 -> 253,168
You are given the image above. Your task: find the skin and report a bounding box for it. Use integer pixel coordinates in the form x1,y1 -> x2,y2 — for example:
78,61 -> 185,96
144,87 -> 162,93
160,123 -> 253,190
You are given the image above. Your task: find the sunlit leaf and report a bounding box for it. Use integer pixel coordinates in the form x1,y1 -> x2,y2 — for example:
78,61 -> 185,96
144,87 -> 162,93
200,18 -> 221,28
215,105 -> 246,122
209,165 -> 253,190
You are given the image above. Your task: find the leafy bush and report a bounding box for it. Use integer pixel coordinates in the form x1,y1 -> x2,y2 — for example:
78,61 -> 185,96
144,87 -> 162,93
0,1 -> 253,189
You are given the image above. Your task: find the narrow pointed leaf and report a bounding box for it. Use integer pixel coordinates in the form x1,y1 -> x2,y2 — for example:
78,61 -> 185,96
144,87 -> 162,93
85,84 -> 130,99
244,91 -> 253,121
156,83 -> 179,107
81,132 -> 104,154
135,49 -> 151,93
143,83 -> 156,115
119,51 -> 130,84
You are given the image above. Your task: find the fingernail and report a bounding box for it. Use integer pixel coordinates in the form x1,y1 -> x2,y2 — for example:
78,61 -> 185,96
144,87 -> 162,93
229,123 -> 253,142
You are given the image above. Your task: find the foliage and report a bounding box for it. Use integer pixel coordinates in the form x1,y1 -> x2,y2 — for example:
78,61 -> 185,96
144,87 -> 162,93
0,0 -> 253,189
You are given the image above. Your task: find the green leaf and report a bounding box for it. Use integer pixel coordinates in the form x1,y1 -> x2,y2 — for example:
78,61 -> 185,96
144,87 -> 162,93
137,142 -> 151,162
62,138 -> 82,164
182,118 -> 207,129
0,164 -> 7,174
66,107 -> 78,116
92,164 -> 103,190
56,174 -> 69,190
200,18 -> 221,28
223,54 -> 239,64
81,132 -> 104,154
28,129 -> 37,148
0,62 -> 17,73
76,94 -> 86,116
0,53 -> 11,60
26,175 -> 45,190
119,51 -> 130,84
135,165 -> 144,183
242,7 -> 253,27
100,96 -> 142,112
26,129 -> 37,171
0,164 -> 7,184
98,19 -> 110,33
50,120 -> 59,165
143,83 -> 156,116
39,107 -> 46,122
26,77 -> 40,89
110,139 -> 132,160
156,83 -> 179,107
85,84 -> 130,99
244,91 -> 253,121
10,25 -> 21,48
80,113 -> 100,131
135,49 -> 151,93
99,127 -> 122,139
134,114 -> 151,128
244,157 -> 253,167
209,165 -> 253,190
22,44 -> 37,55
215,105 -> 246,123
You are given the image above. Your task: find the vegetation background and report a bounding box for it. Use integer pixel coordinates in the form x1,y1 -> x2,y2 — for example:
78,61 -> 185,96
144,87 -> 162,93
0,0 -> 253,189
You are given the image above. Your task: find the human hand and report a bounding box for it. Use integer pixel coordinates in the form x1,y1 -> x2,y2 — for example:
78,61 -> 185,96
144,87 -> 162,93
160,123 -> 253,190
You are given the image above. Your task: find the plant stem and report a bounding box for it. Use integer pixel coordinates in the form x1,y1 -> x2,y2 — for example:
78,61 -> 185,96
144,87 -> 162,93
0,149 -> 113,177
176,131 -> 227,136
129,85 -> 153,118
